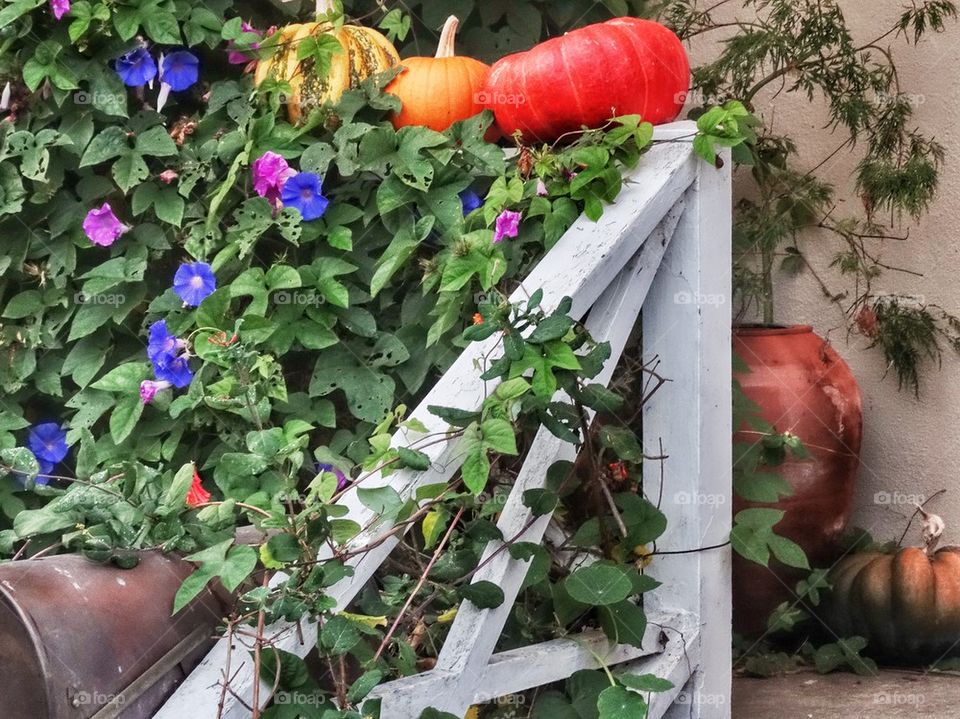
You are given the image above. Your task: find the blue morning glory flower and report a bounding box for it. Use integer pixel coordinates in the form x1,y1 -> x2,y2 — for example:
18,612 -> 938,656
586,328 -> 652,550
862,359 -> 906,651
281,172 -> 329,221
153,353 -> 193,388
28,423 -> 68,465
146,319 -> 193,388
173,262 -> 216,306
460,189 -> 482,215
115,47 -> 157,87
161,50 -> 199,92
148,320 -> 180,364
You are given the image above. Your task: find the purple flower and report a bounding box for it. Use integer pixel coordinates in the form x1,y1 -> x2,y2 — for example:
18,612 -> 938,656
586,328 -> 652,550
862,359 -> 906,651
317,463 -> 350,492
252,151 -> 294,205
228,22 -> 262,65
536,179 -> 548,197
281,172 -> 329,221
139,379 -> 172,404
173,262 -> 216,306
115,47 -> 157,87
493,210 -> 522,243
50,0 -> 70,20
460,189 -> 482,215
28,423 -> 68,465
82,203 -> 129,247
161,50 -> 199,92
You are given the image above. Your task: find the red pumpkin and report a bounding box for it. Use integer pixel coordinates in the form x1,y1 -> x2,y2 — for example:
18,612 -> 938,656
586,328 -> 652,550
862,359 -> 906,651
483,18 -> 689,142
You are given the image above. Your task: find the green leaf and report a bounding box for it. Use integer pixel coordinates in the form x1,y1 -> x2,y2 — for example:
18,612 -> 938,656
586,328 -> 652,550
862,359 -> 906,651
173,566 -> 217,614
135,126 -> 178,157
459,580 -> 505,609
265,265 -> 302,292
528,313 -> 575,343
0,448 -> 40,482
3,290 -> 42,319
565,563 -> 634,606
461,448 -> 490,494
109,393 -> 144,444
265,533 -> 301,565
163,462 -> 196,507
348,669 -> 384,703
480,418 -> 517,455
220,545 -> 258,591
597,685 -> 647,719
598,426 -> 643,462
522,488 -> 559,517
80,126 -> 129,166
144,11 -> 182,43
91,362 -> 149,392
112,150 -> 149,193
259,648 -> 311,689
421,507 -> 448,549
397,447 -> 431,471
357,486 -> 403,517
616,674 -> 674,693
321,615 -> 361,654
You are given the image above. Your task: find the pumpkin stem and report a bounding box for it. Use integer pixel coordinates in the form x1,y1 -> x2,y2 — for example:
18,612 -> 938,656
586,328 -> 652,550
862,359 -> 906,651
436,16 -> 460,59
916,504 -> 945,555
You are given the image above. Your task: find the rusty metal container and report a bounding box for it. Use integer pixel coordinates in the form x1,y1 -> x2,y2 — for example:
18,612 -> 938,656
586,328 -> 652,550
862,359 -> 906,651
0,551 -> 227,718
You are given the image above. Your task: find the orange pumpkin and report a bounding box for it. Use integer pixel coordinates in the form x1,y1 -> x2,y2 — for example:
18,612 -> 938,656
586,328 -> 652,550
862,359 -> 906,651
824,511 -> 960,663
386,16 -> 496,139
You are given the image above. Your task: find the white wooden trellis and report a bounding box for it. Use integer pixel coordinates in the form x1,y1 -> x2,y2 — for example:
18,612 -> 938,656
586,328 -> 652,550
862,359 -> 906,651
154,120 -> 732,719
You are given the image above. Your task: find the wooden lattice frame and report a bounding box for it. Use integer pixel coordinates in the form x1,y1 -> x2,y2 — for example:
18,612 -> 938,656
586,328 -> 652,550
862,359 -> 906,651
155,122 -> 732,719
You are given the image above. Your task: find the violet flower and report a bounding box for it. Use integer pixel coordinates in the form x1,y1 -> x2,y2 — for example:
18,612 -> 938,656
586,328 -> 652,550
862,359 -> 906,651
139,379 -> 172,404
493,210 -> 522,243
252,151 -> 294,206
82,203 -> 130,247
50,0 -> 70,20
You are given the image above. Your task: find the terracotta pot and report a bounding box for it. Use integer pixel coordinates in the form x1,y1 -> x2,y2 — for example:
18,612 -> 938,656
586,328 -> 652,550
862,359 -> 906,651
733,325 -> 862,635
0,552 -> 228,718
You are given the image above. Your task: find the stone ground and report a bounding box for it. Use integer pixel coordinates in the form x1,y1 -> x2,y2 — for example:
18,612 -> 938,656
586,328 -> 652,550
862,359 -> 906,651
732,670 -> 960,718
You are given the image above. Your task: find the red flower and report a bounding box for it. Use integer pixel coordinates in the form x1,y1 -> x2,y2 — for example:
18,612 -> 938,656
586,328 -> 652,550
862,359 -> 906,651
186,467 -> 211,508
608,461 -> 629,482
472,313 -> 484,325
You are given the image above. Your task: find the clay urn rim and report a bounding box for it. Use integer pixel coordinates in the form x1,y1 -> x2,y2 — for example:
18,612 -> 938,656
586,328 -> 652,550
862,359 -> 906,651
734,323 -> 814,337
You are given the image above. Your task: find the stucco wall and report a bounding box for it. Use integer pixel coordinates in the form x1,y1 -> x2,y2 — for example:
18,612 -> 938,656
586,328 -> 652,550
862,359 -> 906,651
689,2 -> 960,545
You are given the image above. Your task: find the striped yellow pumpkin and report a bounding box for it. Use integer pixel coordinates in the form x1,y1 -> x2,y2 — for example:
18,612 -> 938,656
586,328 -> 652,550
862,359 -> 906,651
254,0 -> 400,124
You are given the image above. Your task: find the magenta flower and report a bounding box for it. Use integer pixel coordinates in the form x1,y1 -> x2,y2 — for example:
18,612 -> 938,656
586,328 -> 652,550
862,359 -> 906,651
139,379 -> 172,404
252,151 -> 294,205
493,210 -> 522,244
50,0 -> 70,19
82,203 -> 129,247
228,22 -> 263,65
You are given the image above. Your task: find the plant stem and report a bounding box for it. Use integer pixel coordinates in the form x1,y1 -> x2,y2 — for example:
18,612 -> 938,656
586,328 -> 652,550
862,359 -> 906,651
761,242 -> 775,324
372,506 -> 465,662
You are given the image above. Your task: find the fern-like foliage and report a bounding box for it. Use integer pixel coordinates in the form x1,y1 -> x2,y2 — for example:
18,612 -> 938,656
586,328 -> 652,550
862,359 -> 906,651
663,0 -> 959,392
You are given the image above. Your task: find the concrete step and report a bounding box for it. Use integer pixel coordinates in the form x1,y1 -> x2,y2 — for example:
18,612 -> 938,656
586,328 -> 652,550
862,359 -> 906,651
733,670 -> 960,718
